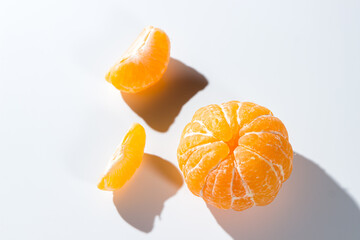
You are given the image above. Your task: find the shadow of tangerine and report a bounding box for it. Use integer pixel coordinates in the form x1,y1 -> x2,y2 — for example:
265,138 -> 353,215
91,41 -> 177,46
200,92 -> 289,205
121,58 -> 208,132
208,153 -> 360,240
113,153 -> 183,233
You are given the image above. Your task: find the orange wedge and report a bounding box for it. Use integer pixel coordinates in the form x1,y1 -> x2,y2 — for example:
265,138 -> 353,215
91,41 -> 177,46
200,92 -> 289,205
98,123 -> 146,191
106,26 -> 171,93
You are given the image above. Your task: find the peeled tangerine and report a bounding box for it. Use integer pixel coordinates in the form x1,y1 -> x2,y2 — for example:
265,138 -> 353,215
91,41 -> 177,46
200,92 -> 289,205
98,123 -> 146,191
106,26 -> 170,93
177,101 -> 293,211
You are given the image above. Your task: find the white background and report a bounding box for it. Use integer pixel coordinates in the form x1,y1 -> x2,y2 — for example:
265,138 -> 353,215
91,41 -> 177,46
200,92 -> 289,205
1,0 -> 360,239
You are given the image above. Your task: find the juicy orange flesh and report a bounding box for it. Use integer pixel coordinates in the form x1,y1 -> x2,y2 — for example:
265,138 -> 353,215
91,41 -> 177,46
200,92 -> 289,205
177,101 -> 293,211
106,26 -> 170,93
98,123 -> 146,191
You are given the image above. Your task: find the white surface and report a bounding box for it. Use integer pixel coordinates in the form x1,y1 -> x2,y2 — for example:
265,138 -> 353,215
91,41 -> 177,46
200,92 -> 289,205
1,0 -> 360,239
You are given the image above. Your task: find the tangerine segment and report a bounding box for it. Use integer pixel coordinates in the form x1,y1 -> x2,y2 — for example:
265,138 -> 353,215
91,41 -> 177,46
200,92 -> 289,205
182,141 -> 229,196
238,132 -> 293,181
106,26 -> 170,93
234,145 -> 281,206
191,104 -> 232,142
177,101 -> 293,211
98,123 -> 146,191
202,156 -> 234,209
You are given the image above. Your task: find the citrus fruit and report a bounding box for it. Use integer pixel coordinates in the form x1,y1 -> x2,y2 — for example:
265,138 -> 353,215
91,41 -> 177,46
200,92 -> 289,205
177,101 -> 293,211
98,123 -> 146,191
105,26 -> 171,93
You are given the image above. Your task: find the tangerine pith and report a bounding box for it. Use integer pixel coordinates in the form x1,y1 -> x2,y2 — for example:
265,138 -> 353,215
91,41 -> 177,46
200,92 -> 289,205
177,101 -> 293,211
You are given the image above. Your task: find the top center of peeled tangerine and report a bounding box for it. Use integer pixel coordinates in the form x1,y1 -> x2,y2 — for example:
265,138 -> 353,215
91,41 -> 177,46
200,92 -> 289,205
177,101 -> 293,211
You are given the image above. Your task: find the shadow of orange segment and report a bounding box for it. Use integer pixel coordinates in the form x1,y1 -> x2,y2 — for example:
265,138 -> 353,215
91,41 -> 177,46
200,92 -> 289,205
113,154 -> 183,232
121,58 -> 208,132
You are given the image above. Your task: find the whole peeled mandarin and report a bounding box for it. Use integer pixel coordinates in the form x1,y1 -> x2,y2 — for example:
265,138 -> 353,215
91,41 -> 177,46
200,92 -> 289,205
177,101 -> 293,211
